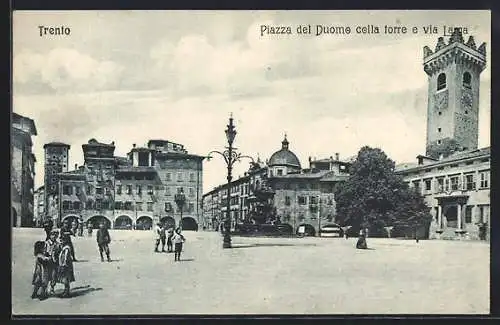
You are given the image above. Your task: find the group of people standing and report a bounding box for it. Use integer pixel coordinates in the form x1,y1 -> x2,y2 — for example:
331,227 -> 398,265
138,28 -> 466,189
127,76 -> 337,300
154,222 -> 186,262
32,219 -> 112,300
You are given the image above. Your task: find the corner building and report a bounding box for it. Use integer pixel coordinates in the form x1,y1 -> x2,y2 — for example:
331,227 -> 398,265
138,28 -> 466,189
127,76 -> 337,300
45,139 -> 204,230
396,28 -> 490,241
11,113 -> 37,227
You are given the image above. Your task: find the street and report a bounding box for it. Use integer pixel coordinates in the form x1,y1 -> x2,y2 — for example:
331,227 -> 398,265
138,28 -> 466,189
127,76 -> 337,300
12,228 -> 489,315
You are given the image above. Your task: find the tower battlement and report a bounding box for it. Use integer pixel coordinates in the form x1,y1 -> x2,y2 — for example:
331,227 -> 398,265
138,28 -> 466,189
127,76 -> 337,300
423,28 -> 486,76
423,28 -> 486,159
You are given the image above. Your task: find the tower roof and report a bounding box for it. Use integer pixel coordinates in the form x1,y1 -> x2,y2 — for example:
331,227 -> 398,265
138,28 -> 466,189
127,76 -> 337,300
423,28 -> 487,75
43,142 -> 70,149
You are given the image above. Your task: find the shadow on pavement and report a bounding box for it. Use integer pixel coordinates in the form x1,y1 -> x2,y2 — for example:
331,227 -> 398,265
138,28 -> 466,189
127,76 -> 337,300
66,286 -> 103,298
73,259 -> 89,263
231,243 -> 317,249
180,258 -> 195,262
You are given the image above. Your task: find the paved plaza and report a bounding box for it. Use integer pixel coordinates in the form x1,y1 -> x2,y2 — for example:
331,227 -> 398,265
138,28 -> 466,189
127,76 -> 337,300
12,228 -> 489,315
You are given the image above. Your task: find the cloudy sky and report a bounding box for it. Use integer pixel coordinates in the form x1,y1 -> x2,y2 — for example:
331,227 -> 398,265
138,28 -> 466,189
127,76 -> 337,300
13,10 -> 491,193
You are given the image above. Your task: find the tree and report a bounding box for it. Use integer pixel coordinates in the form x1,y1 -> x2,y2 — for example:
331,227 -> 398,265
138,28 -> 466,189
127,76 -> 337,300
335,146 -> 431,237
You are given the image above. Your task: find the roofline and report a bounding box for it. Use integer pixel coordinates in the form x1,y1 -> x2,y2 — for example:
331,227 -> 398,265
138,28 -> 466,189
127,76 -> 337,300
43,142 -> 71,149
396,149 -> 490,174
12,112 -> 37,135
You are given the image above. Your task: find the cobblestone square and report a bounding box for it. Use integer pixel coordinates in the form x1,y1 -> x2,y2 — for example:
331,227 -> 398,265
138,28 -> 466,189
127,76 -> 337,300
12,228 -> 489,315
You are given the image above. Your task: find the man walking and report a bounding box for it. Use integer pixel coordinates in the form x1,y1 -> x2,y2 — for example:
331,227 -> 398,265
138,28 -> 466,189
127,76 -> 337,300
43,219 -> 54,241
172,228 -> 186,262
154,222 -> 166,253
96,222 -> 112,262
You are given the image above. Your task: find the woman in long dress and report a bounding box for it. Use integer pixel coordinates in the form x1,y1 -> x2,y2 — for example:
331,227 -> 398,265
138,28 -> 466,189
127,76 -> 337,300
32,241 -> 51,300
57,236 -> 75,298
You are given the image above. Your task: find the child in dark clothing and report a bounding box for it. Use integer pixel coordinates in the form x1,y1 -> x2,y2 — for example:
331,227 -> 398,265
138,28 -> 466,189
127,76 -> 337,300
57,235 -> 75,298
32,241 -> 51,300
96,223 -> 111,262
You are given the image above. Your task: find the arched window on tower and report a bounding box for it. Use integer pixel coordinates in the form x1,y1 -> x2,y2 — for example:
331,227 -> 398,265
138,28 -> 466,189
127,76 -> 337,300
463,72 -> 472,88
437,73 -> 446,91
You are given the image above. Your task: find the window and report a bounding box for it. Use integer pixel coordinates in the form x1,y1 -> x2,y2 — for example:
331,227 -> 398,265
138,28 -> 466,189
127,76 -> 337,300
102,201 -> 109,210
277,169 -> 283,176
147,202 -> 153,212
136,202 -> 143,211
62,201 -> 70,209
177,187 -> 184,194
412,181 -> 421,193
463,72 -> 471,88
105,187 -> 111,195
310,196 -> 318,205
147,185 -> 154,195
126,185 -> 132,194
190,173 -> 195,182
116,185 -> 122,194
166,173 -> 172,181
189,187 -> 195,197
438,112 -> 442,116
177,173 -> 183,182
75,186 -> 81,195
63,186 -> 72,195
138,152 -> 149,167
298,196 -> 307,205
165,186 -> 171,196
327,198 -> 334,205
73,201 -> 80,210
115,201 -> 122,210
136,185 -> 142,195
437,73 -> 446,91
86,200 -> 94,209
188,203 -> 195,212
437,140 -> 442,145
285,196 -> 291,206
96,199 -> 102,210
124,201 -> 132,210
450,176 -> 460,191
465,206 -> 472,224
438,128 -> 441,132
444,178 -> 450,192
480,171 -> 489,188
465,174 -> 476,190
424,179 -> 432,191
96,187 -> 103,195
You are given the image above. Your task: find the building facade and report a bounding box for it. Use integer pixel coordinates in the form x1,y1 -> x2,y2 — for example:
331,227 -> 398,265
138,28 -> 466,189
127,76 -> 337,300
203,136 -> 350,236
45,139 -> 205,230
11,113 -> 37,227
396,28 -> 489,241
33,185 -> 45,227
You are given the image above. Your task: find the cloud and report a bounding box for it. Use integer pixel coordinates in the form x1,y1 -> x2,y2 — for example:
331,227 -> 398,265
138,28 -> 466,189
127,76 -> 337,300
13,48 -> 124,93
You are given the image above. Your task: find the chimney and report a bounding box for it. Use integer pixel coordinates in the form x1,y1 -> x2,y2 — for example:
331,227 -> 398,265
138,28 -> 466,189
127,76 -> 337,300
330,156 -> 334,161
74,164 -> 78,170
111,141 -> 115,146
133,143 -> 136,148
335,153 -> 340,161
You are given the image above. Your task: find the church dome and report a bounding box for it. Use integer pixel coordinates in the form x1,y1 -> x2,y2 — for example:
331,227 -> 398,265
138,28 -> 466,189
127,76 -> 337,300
268,135 -> 301,168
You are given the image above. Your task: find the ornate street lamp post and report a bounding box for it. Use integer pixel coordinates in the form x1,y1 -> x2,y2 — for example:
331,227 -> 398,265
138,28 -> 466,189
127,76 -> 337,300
208,114 -> 254,249
174,188 -> 186,231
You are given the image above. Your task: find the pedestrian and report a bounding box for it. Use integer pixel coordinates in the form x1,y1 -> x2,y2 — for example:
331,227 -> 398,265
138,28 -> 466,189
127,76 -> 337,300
356,233 -> 368,250
172,228 -> 186,262
60,220 -> 77,262
87,221 -> 93,237
96,222 -> 112,262
43,219 -> 53,241
31,241 -> 51,300
57,235 -> 75,298
154,222 -> 163,253
78,218 -> 84,237
44,230 -> 61,296
71,220 -> 78,236
167,227 -> 174,253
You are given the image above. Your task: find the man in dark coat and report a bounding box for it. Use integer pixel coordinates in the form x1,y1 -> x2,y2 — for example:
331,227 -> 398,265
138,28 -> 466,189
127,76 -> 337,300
96,222 -> 111,262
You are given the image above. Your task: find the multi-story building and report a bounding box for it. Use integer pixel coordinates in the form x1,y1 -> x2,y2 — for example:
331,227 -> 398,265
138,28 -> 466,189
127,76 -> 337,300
33,185 -> 45,227
11,112 -> 37,227
203,136 -> 350,236
45,138 -> 205,230
396,28 -> 489,241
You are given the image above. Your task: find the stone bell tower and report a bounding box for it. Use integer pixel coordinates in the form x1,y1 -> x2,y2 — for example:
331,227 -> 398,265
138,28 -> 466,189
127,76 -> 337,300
423,28 -> 486,159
